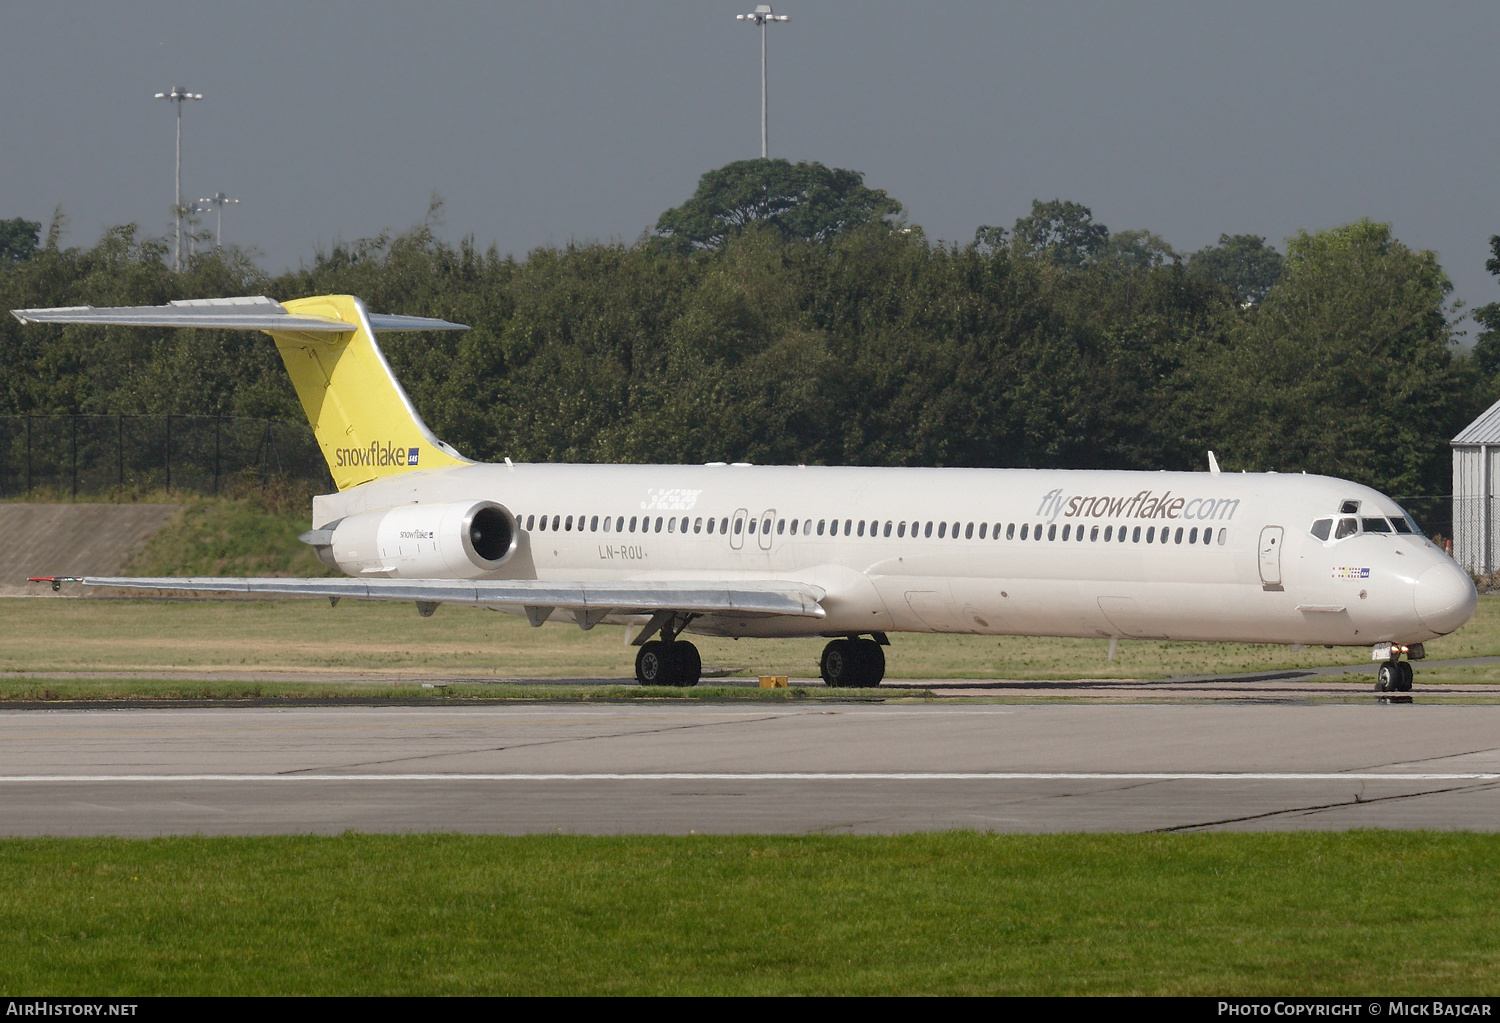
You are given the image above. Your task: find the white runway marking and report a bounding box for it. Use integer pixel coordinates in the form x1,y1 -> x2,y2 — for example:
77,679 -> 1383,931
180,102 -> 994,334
0,772 -> 1495,783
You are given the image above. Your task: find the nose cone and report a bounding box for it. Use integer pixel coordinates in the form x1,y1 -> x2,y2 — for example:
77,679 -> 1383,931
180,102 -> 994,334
1414,562 -> 1478,635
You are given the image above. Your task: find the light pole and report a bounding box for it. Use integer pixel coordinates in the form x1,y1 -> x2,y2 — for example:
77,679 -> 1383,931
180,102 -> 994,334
195,192 -> 239,250
736,5 -> 789,158
154,86 -> 203,270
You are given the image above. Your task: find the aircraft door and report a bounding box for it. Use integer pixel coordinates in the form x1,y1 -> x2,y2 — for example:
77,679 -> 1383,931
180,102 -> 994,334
1258,526 -> 1284,591
757,509 -> 776,550
729,508 -> 748,550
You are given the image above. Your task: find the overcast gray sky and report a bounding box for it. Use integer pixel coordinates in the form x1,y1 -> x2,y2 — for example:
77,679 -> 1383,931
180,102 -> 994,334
5,2 -> 1499,329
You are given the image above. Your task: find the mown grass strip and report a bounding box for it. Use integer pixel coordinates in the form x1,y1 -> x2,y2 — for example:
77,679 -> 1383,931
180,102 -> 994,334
9,595 -> 1500,682
0,832 -> 1495,996
0,678 -> 930,703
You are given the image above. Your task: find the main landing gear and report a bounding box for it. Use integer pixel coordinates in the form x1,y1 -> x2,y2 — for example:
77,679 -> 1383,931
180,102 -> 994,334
820,637 -> 886,688
635,640 -> 702,688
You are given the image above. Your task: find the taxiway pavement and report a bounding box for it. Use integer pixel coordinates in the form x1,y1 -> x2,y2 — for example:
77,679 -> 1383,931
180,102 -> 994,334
0,702 -> 1495,835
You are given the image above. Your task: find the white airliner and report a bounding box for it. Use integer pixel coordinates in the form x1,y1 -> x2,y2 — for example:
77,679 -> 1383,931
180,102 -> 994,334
12,294 -> 1477,691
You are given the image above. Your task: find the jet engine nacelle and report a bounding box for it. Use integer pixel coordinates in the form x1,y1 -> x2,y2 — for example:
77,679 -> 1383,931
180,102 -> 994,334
316,500 -> 517,578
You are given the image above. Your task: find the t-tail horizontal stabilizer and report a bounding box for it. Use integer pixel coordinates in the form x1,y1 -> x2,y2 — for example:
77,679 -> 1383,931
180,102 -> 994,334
10,294 -> 472,491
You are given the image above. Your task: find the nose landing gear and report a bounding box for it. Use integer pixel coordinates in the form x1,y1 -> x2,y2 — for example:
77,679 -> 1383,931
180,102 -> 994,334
1372,642 -> 1421,693
1375,659 -> 1413,693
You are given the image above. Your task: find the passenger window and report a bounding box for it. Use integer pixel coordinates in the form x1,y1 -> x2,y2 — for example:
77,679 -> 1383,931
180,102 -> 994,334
1335,518 -> 1358,539
978,523 -> 986,539
706,517 -> 716,535
951,522 -> 959,538
1132,526 -> 1141,543
734,517 -> 744,535
1091,526 -> 1099,541
1034,523 -> 1043,540
616,516 -> 625,532
1174,527 -> 1183,544
748,518 -> 756,534
694,517 -> 703,534
938,522 -> 947,539
817,520 -> 825,536
884,521 -> 893,537
1006,523 -> 1015,540
1218,528 -> 1227,545
804,520 -> 812,535
721,517 -> 730,534
777,519 -> 785,535
590,515 -> 599,532
525,514 -> 535,530
1189,527 -> 1198,544
653,517 -> 662,533
1061,524 -> 1070,541
790,520 -> 799,535
668,518 -> 676,533
1020,523 -> 1029,540
857,521 -> 866,537
603,516 -> 612,533
628,516 -> 637,532
1362,517 -> 1392,534
898,522 -> 906,538
1310,519 -> 1332,541
830,520 -> 840,537
1103,525 -> 1112,541
1047,524 -> 1056,541
966,523 -> 974,539
925,522 -> 933,538
845,519 -> 853,535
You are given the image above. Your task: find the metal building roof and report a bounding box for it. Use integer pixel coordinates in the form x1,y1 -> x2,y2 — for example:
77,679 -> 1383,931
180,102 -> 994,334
1453,396 -> 1500,445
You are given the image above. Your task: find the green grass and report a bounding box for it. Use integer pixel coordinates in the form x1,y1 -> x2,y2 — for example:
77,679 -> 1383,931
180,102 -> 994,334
5,594 -> 1499,685
120,487 -> 336,579
0,832 -> 1495,995
0,678 -> 926,703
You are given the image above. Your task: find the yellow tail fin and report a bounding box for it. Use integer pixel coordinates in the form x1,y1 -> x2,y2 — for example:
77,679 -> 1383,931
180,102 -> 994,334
268,295 -> 468,490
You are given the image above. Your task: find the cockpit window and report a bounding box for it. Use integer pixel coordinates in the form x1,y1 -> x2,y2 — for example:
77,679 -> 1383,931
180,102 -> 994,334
1334,517 -> 1358,540
1390,516 -> 1414,535
1362,517 -> 1392,534
1310,519 -> 1332,541
1340,500 -> 1360,514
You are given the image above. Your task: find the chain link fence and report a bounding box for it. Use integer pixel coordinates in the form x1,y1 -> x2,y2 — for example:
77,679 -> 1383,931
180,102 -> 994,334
0,415 -> 333,498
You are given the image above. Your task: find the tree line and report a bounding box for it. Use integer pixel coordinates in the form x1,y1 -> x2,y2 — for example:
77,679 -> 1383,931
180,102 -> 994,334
1,158 -> 1494,507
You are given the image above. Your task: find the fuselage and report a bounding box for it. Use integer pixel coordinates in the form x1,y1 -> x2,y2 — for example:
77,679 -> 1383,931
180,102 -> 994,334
312,463 -> 1477,647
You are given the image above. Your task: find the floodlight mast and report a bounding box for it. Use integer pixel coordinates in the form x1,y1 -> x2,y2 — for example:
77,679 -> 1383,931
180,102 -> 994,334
153,87 -> 203,271
195,192 -> 240,250
736,5 -> 789,159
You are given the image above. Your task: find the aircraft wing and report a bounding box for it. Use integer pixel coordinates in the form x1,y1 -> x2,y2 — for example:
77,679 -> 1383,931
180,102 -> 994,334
49,576 -> 827,621
9,296 -> 467,333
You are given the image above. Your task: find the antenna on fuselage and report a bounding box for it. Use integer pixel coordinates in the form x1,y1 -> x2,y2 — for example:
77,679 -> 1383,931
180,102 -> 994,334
1207,451 -> 1221,475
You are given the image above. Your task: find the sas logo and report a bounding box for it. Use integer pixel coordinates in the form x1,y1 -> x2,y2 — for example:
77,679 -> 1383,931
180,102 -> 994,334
334,442 -> 419,469
1332,567 -> 1371,579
